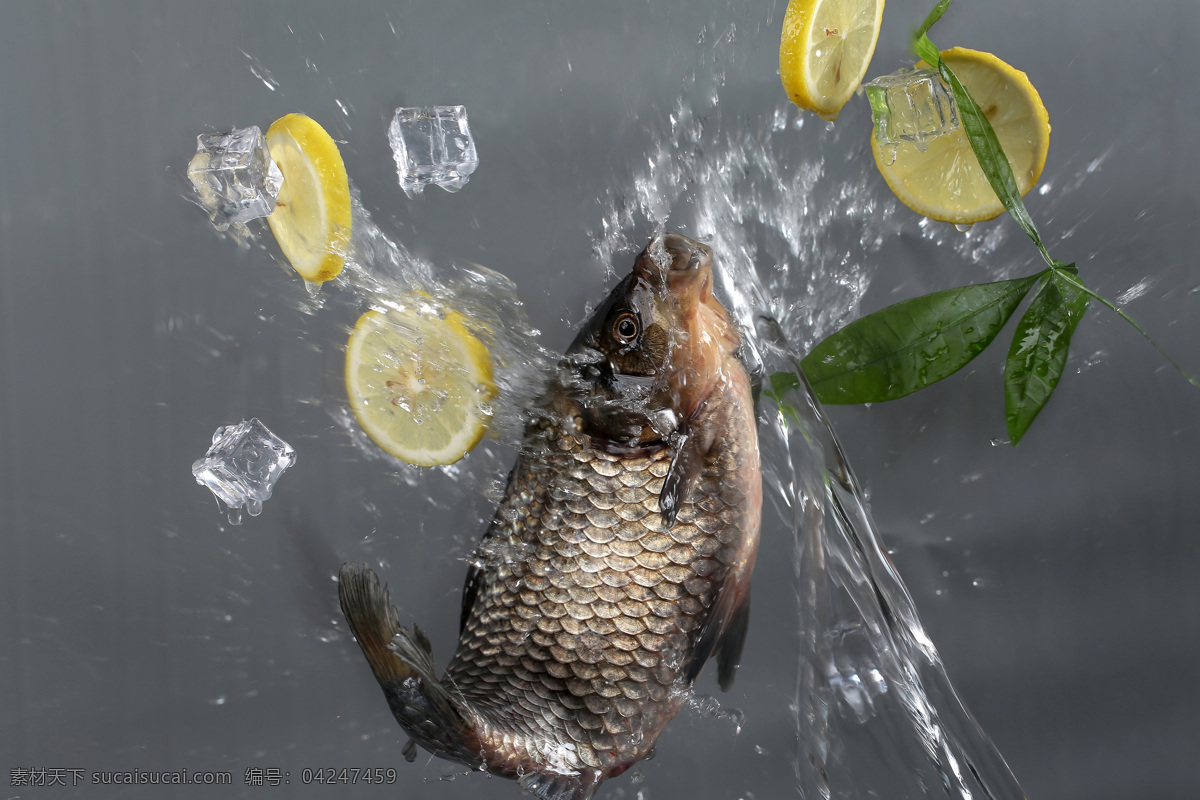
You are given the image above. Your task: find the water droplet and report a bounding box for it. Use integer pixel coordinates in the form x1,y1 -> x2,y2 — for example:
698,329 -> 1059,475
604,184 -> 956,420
771,107 -> 788,131
954,223 -> 973,232
304,279 -> 322,296
1117,279 -> 1153,305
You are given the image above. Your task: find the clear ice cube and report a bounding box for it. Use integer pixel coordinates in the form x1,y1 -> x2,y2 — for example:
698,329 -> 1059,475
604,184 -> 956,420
865,68 -> 960,163
192,418 -> 296,520
387,105 -> 479,197
187,126 -> 284,231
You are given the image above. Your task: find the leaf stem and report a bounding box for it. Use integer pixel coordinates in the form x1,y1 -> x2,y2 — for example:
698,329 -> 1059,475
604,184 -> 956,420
1048,265 -> 1200,387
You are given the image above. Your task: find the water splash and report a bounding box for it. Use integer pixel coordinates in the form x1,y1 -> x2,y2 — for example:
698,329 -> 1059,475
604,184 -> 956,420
294,188 -> 554,459
240,49 -> 280,93
590,34 -> 1027,800
754,324 -> 1025,800
590,76 -> 897,358
684,693 -> 746,735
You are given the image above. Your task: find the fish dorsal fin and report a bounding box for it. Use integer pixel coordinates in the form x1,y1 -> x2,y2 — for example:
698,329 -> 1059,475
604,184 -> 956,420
460,559 -> 485,634
517,770 -> 602,800
462,466 -> 520,633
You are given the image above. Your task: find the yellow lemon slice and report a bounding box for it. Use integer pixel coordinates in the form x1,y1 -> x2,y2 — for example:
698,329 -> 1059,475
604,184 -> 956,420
345,303 -> 496,467
264,113 -> 352,283
872,47 -> 1051,225
780,0 -> 885,121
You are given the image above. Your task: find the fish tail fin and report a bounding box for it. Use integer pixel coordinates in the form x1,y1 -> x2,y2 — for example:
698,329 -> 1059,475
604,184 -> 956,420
518,770 -> 604,800
338,563 -> 482,767
337,562 -> 420,684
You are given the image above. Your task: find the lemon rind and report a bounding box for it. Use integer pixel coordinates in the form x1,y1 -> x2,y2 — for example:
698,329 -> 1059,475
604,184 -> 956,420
780,0 -> 885,122
264,113 -> 352,284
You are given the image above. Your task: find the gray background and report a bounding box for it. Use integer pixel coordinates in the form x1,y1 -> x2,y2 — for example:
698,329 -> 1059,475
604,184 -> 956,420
2,1 -> 1198,799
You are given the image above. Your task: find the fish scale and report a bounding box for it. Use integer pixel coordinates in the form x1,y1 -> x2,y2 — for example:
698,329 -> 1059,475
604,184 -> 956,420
448,410 -> 750,774
339,233 -> 761,800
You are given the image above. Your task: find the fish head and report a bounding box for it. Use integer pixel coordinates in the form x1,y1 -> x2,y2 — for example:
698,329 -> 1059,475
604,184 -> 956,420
564,232 -> 741,446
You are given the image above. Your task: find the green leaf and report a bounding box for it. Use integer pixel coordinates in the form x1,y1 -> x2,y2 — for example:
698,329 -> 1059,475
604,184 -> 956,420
1004,269 -> 1089,444
916,0 -> 952,39
936,62 -> 1051,263
870,0 -> 1199,443
913,0 -> 951,64
801,274 -> 1041,404
911,1 -> 1051,264
765,370 -> 801,403
764,371 -> 804,429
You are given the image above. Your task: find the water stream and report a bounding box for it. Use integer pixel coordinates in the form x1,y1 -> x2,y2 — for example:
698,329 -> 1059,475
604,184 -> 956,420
586,40 -> 1029,800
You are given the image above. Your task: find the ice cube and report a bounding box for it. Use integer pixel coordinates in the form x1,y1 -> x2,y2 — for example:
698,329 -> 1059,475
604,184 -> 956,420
865,68 -> 960,161
187,126 -> 284,231
192,418 -> 296,521
387,105 -> 479,197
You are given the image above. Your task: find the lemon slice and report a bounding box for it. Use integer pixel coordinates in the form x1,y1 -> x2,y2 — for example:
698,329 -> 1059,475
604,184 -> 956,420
346,303 -> 496,467
872,48 -> 1051,225
780,0 -> 885,121
264,113 -> 352,283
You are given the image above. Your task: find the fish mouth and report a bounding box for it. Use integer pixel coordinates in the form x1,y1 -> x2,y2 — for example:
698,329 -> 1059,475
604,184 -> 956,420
644,233 -> 734,339
659,232 -> 713,273
641,232 -> 714,276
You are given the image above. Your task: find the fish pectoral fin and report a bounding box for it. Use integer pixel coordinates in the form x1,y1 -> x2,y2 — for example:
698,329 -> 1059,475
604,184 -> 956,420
517,770 -> 603,800
685,576 -> 752,689
659,422 -> 711,529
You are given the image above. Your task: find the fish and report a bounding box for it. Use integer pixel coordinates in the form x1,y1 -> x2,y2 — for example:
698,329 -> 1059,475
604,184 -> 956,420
338,232 -> 762,800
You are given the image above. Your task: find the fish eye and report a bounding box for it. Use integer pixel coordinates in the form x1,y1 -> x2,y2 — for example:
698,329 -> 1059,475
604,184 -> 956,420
612,311 -> 640,344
